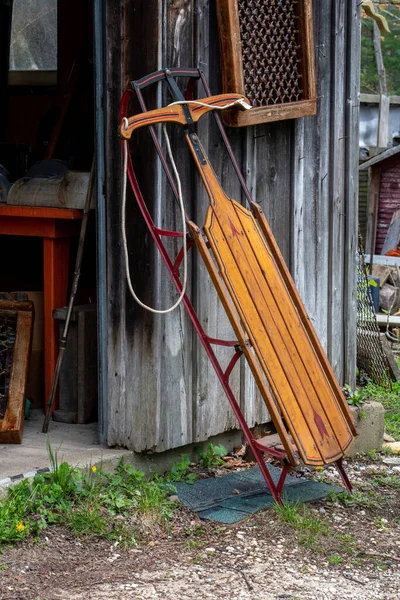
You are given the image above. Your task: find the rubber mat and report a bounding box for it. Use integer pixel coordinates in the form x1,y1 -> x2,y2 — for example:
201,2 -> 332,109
172,464 -> 342,524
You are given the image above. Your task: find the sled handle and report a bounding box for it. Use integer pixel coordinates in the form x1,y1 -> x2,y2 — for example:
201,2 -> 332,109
119,94 -> 250,140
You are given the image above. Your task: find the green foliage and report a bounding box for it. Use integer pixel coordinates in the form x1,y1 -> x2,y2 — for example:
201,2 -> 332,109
343,385 -> 366,407
164,454 -> 195,484
327,489 -> 379,510
0,452 -> 177,546
197,443 -> 227,468
367,449 -> 380,460
361,13 -> 400,95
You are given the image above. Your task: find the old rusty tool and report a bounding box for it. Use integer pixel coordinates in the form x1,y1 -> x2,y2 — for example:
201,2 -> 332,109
120,68 -> 357,502
42,161 -> 95,433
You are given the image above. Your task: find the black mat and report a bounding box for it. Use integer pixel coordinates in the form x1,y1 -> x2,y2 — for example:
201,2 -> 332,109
172,464 -> 342,523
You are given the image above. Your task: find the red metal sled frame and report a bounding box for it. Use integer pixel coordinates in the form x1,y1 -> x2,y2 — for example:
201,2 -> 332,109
120,69 -> 352,503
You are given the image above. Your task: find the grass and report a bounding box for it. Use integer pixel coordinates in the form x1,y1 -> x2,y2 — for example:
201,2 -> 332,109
328,554 -> 344,565
0,449 -> 178,546
273,501 -> 330,549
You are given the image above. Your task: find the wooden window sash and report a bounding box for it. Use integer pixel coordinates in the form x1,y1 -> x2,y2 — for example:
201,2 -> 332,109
216,0 -> 316,127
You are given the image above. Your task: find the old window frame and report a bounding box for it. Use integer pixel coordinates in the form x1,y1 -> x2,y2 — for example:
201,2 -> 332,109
216,0 -> 316,127
8,0 -> 57,86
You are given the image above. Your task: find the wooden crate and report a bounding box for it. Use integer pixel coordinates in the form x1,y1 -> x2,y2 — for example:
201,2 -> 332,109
0,297 -> 34,443
216,0 -> 316,126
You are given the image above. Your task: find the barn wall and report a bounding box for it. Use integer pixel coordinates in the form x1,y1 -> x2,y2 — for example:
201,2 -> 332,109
105,0 -> 359,452
375,156 -> 400,254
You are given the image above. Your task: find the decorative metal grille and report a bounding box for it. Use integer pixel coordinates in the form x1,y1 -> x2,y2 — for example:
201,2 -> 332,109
238,0 -> 303,107
0,312 -> 17,419
356,243 -> 391,387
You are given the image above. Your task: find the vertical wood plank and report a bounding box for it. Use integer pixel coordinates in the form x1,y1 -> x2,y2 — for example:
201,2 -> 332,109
344,0 -> 360,388
105,0 -> 125,447
327,0 -> 346,382
292,0 -> 330,354
192,0 -> 240,441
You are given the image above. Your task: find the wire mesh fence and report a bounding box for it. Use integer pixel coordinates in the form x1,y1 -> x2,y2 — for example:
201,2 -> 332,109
356,243 -> 391,387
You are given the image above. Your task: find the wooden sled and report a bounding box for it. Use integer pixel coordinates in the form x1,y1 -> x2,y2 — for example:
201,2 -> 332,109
120,68 -> 357,501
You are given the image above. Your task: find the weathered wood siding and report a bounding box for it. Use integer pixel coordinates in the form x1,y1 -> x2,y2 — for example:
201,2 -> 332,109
105,0 -> 360,452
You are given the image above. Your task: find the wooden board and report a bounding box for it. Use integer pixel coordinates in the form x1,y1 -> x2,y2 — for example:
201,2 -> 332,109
0,300 -> 34,444
382,209 -> 400,256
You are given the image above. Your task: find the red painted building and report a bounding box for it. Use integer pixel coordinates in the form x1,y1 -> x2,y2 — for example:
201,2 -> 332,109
362,146 -> 400,256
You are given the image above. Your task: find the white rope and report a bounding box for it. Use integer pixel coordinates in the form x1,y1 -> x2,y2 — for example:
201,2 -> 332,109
167,98 -> 251,111
121,97 -> 250,315
121,117 -> 188,314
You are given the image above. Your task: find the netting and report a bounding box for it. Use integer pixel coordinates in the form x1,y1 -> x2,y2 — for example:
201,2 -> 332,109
357,243 -> 391,387
237,0 -> 303,107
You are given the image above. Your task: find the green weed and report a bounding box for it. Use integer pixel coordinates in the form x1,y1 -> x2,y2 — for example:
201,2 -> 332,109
327,489 -> 379,509
374,516 -> 389,530
366,449 -> 380,461
163,454 -> 195,484
197,443 -> 227,468
343,385 -> 366,407
371,474 -> 400,491
328,554 -> 344,565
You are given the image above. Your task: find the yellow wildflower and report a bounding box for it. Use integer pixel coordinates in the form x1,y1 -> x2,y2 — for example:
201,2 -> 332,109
91,465 -> 97,472
16,522 -> 25,532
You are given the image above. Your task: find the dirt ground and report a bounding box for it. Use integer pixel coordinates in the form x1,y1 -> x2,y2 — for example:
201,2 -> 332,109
1,458 -> 399,600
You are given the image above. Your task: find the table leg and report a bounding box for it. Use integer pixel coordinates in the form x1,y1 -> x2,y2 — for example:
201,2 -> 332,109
43,237 -> 71,411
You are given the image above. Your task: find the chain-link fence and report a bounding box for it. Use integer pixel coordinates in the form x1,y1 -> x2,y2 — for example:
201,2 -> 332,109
357,243 -> 391,387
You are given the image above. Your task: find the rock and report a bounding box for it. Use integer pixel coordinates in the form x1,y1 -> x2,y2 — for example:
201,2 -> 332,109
384,433 -> 396,443
168,495 -> 180,504
383,456 -> 400,466
382,442 -> 400,455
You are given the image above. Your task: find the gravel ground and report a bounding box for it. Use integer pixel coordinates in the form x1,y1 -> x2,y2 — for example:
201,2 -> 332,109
1,457 -> 399,600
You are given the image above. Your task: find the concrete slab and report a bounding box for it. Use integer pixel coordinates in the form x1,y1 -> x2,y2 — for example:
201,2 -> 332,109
347,400 -> 385,457
0,410 -> 132,484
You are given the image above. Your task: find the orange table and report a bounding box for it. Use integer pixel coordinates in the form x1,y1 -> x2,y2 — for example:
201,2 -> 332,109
0,205 -> 83,409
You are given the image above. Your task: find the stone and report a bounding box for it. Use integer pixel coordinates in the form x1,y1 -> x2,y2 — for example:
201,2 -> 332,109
383,456 -> 400,466
347,401 -> 385,457
384,433 -> 396,443
382,442 -> 400,454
